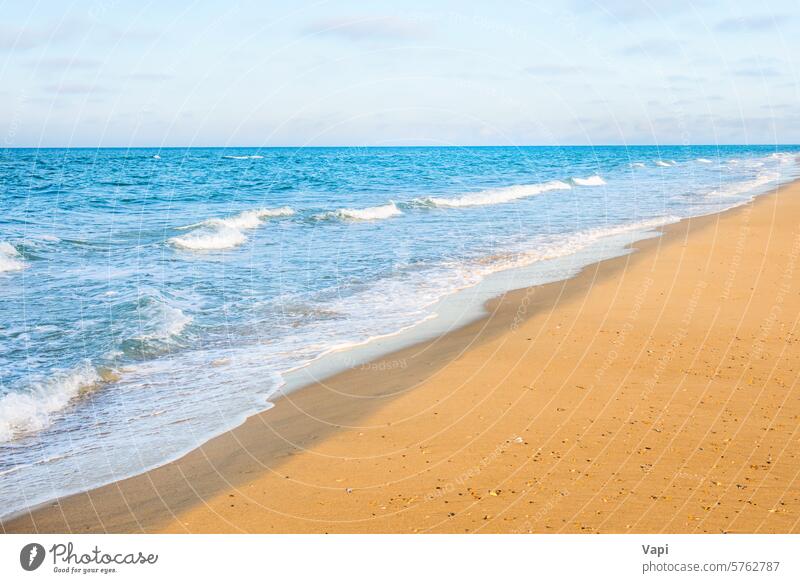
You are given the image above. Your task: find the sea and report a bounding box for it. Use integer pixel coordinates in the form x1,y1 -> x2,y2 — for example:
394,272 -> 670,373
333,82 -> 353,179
1,145 -> 798,517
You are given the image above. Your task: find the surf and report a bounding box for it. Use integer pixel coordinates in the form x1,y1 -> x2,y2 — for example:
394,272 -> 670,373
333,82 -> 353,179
169,207 -> 294,250
570,175 -> 606,186
0,363 -> 104,442
420,180 -> 571,208
316,202 -> 402,221
0,242 -> 26,273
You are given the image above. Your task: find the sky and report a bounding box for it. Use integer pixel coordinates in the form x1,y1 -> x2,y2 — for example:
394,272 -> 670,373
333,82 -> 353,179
0,0 -> 798,147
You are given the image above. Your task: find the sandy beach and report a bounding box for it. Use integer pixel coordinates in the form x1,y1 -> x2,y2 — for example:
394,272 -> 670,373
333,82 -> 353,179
4,180 -> 800,535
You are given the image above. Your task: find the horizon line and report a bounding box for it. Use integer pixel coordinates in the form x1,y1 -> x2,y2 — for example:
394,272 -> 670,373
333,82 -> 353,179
3,143 -> 800,150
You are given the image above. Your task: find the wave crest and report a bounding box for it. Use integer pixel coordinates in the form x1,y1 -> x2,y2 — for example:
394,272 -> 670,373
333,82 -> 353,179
421,180 -> 571,208
0,363 -> 103,442
477,215 -> 681,274
707,172 -> 780,198
570,175 -> 606,186
170,207 -> 294,251
120,295 -> 192,358
0,242 -> 26,273
317,202 -> 402,221
170,226 -> 247,250
137,299 -> 191,341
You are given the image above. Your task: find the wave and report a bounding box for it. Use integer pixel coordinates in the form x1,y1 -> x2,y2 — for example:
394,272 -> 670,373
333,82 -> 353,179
30,234 -> 60,243
580,215 -> 681,239
0,242 -> 26,273
0,363 -> 103,442
169,226 -> 246,250
769,152 -> 798,165
222,155 -> 263,160
120,295 -> 192,358
421,180 -> 571,208
655,160 -> 676,167
543,216 -> 681,262
570,175 -> 606,186
170,207 -> 294,251
706,172 -> 780,198
696,158 -> 713,164
317,202 -> 402,221
474,215 -> 682,277
630,162 -> 646,168
180,207 -> 295,230
137,299 -> 192,341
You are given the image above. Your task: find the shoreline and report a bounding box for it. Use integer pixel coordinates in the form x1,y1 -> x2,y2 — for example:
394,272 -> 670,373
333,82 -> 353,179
4,181 -> 800,533
0,208 -> 663,523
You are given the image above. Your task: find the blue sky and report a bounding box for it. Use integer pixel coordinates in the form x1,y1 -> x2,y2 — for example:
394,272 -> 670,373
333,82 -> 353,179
0,0 -> 798,146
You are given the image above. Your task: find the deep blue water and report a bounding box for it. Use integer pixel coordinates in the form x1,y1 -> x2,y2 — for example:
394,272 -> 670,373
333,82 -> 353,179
1,145 -> 798,515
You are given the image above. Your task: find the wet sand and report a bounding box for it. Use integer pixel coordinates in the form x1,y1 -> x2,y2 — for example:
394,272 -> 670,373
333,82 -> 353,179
5,181 -> 800,534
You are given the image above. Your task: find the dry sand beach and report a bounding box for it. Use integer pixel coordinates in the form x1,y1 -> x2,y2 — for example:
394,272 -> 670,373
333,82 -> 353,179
4,180 -> 800,535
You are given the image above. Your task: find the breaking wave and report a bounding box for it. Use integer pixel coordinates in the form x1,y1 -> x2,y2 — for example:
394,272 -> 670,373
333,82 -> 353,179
420,180 -> 571,208
120,295 -> 192,358
169,226 -> 246,250
0,363 -> 104,442
0,242 -> 26,273
477,215 -> 682,275
706,172 -> 780,198
170,207 -> 294,250
570,175 -> 606,186
136,299 -> 191,342
316,202 -> 402,221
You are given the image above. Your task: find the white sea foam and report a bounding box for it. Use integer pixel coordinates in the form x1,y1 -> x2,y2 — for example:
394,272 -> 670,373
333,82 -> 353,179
0,242 -> 26,273
423,180 -> 571,208
696,158 -> 713,164
706,172 -> 780,198
170,225 -> 247,250
474,215 -> 682,276
137,300 -> 192,341
769,152 -> 798,165
630,162 -> 646,168
170,207 -> 294,251
120,297 -> 192,358
181,207 -> 295,230
319,202 -> 402,221
222,155 -> 263,160
0,363 -> 102,442
579,215 -> 681,239
655,160 -> 676,167
570,175 -> 606,186
313,216 -> 683,351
